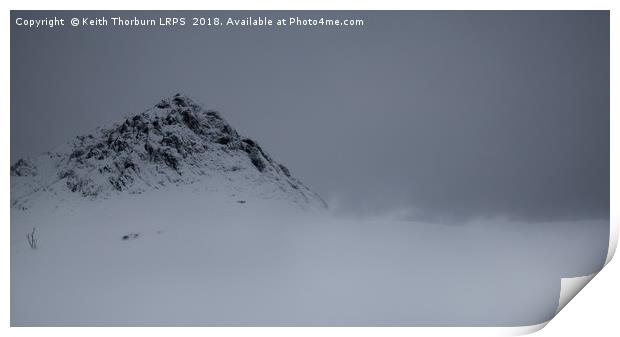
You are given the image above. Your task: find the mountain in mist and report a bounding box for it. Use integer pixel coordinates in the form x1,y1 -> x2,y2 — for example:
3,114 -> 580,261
10,93 -> 327,210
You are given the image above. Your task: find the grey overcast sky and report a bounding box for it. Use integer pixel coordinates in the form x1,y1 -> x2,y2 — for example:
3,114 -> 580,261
11,11 -> 609,222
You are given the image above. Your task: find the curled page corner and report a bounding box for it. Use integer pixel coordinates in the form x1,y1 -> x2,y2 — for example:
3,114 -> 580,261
539,218 -> 618,330
556,218 -> 617,314
504,220 -> 617,336
555,273 -> 597,315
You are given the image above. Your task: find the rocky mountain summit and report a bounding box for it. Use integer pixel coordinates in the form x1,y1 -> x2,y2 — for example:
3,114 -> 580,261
11,94 -> 326,210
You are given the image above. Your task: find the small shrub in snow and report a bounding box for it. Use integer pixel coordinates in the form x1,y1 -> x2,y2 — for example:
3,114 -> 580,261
26,228 -> 37,249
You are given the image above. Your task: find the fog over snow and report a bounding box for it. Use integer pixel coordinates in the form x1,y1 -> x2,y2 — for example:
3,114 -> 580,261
10,93 -> 609,326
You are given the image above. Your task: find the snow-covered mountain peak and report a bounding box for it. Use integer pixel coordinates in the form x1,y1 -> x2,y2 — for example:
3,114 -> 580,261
11,94 -> 327,210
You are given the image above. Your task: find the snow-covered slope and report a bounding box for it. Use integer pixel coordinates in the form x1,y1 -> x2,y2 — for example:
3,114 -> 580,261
10,192 -> 609,326
10,94 -> 326,211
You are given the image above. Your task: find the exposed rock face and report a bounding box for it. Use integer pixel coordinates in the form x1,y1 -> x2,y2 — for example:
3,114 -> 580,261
10,159 -> 37,177
11,94 -> 327,210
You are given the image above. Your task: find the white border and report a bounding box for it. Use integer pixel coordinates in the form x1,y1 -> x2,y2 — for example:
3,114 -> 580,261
3,1 -> 617,336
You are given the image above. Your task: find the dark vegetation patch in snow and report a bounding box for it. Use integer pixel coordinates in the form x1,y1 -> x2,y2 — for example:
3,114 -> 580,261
122,233 -> 140,241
